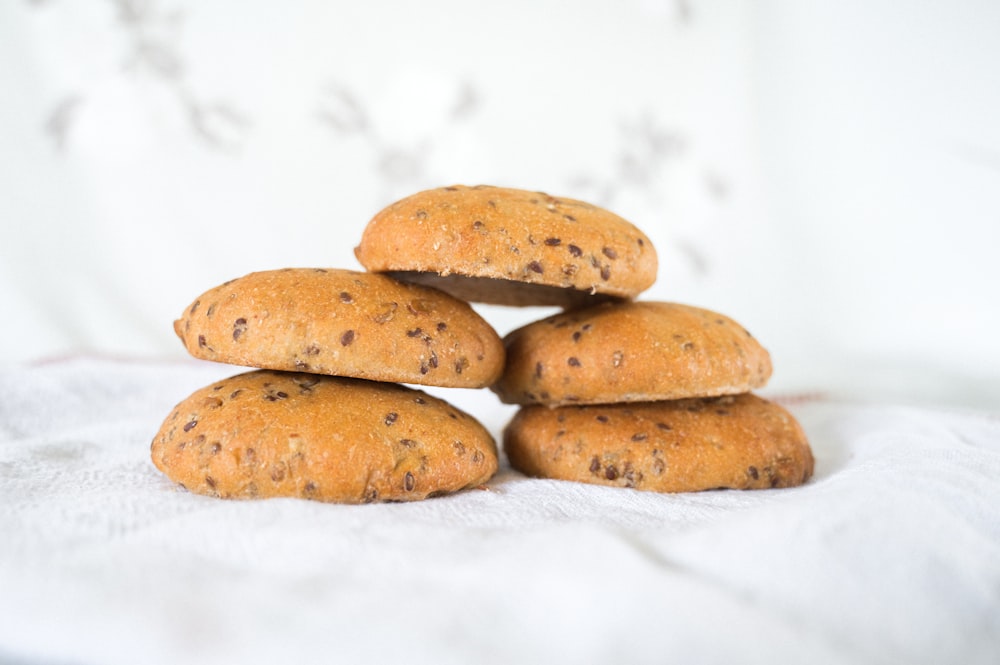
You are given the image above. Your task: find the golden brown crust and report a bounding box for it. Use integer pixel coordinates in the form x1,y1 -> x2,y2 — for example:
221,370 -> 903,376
151,370 -> 498,503
174,268 -> 504,389
354,185 -> 657,307
503,394 -> 813,492
492,301 -> 772,406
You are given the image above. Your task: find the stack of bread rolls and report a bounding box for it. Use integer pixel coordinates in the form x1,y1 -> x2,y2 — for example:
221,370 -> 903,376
357,185 -> 813,493
151,268 -> 503,503
152,184 -> 813,502
492,302 -> 813,491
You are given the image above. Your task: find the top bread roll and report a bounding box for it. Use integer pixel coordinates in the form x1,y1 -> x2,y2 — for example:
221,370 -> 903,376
491,301 -> 772,406
174,268 -> 504,389
354,185 -> 657,307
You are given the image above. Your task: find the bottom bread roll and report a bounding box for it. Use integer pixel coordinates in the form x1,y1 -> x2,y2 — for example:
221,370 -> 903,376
503,394 -> 813,492
151,370 -> 498,502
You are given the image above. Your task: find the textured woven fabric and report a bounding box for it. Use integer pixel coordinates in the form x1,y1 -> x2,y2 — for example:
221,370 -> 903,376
1,358 -> 999,664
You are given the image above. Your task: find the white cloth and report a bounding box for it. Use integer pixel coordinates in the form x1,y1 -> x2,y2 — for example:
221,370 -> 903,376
1,358 -> 998,665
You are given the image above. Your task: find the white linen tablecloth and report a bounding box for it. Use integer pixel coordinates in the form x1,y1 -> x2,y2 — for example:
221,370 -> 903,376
1,358 -> 998,665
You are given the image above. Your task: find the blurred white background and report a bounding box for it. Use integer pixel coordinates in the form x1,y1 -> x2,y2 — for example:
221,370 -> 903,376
2,0 -> 998,410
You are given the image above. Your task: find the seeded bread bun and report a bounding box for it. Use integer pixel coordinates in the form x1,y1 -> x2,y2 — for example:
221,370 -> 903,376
354,185 -> 658,307
174,268 -> 504,389
504,394 -> 813,492
492,301 -> 772,407
151,370 -> 498,502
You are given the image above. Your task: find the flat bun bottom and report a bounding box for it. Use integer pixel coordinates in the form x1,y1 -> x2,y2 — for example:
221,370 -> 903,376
387,271 -> 625,308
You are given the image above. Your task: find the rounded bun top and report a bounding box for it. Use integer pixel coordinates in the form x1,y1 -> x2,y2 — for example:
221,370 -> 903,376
354,185 -> 658,307
174,268 -> 504,389
152,369 -> 498,503
491,300 -> 772,407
